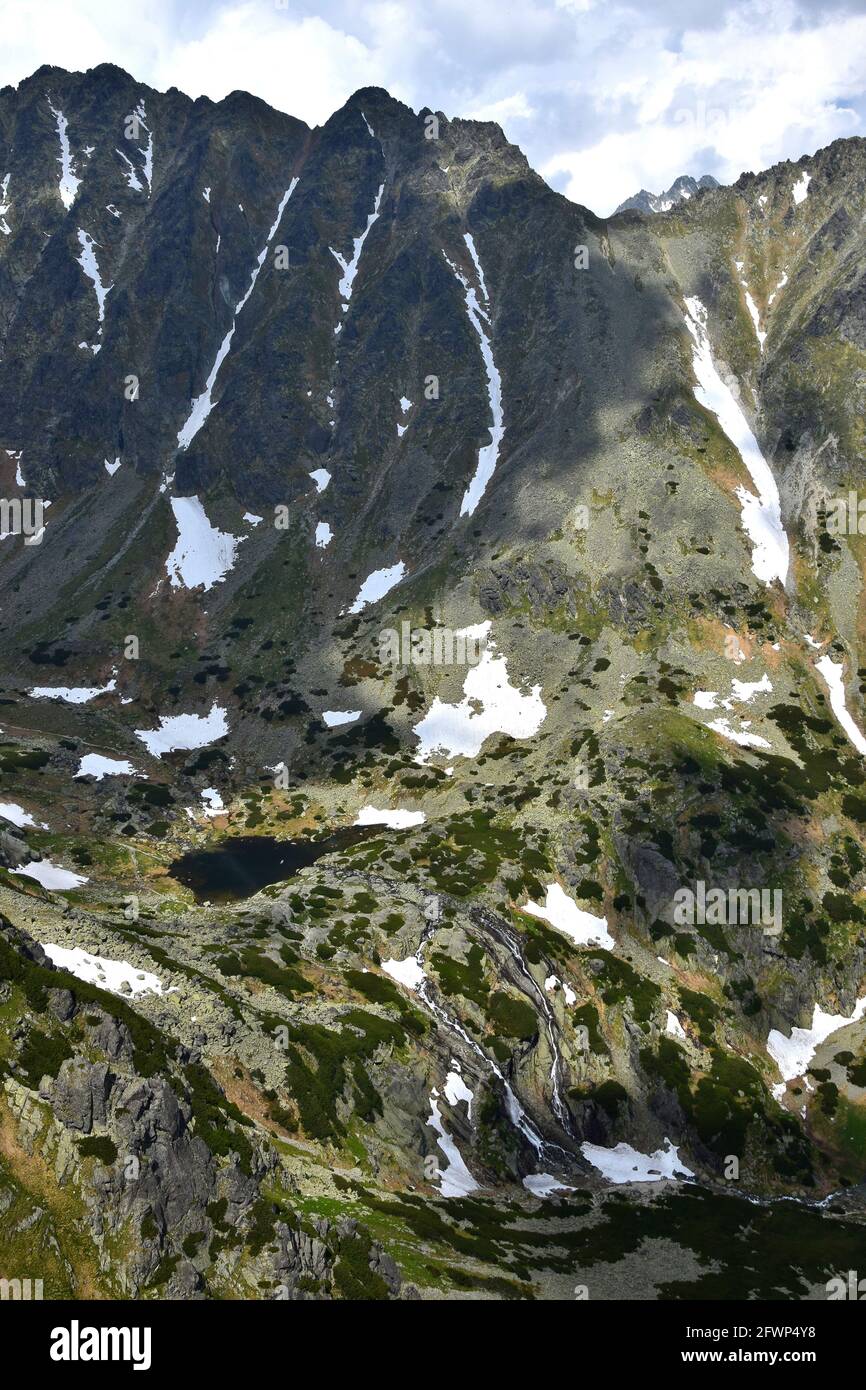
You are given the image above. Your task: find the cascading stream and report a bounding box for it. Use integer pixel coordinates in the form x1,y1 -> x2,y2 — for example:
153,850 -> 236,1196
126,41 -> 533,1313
469,906 -> 575,1139
406,912 -> 577,1166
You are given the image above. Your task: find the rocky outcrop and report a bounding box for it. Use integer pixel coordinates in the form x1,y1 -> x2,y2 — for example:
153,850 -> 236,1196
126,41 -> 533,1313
0,920 -> 406,1299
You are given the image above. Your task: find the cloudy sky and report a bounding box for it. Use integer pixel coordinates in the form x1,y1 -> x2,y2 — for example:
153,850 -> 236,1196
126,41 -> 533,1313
2,0 -> 865,213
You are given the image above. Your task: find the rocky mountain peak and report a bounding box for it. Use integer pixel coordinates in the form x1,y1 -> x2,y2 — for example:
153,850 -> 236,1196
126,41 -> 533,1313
614,171 -> 720,215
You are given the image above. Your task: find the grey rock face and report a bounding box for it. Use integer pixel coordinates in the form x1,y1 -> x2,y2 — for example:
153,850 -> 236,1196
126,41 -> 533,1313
50,1056 -> 112,1131
0,823 -> 30,868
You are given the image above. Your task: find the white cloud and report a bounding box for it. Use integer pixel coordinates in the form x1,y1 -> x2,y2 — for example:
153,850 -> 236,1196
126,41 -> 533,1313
543,1 -> 866,211
152,5 -> 380,128
467,92 -> 535,123
0,0 -> 169,87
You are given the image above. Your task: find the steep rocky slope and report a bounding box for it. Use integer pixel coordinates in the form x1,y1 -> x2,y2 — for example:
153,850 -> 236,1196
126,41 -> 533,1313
1,63 -> 866,1299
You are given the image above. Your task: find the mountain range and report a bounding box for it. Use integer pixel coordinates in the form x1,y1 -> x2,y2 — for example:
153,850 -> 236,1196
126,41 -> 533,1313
614,172 -> 720,215
1,62 -> 866,1301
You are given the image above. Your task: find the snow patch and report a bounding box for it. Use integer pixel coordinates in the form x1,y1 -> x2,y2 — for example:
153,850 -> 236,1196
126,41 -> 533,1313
13,859 -> 88,891
581,1138 -> 694,1184
523,882 -> 614,949
354,805 -> 426,829
544,974 -> 577,1006
707,717 -> 771,750
0,802 -> 47,829
76,754 -> 136,780
731,674 -> 773,703
166,496 -> 243,591
743,289 -> 766,350
115,147 -> 143,192
427,1091 -> 478,1197
816,654 -> 866,756
0,173 -> 10,235
444,235 -> 504,516
29,678 -> 116,704
444,1068 -> 474,1117
76,230 -> 112,327
397,396 -> 412,437
5,450 -> 26,487
322,709 -> 361,727
330,184 -> 384,311
347,561 -> 406,614
382,955 -> 425,990
177,180 -> 298,450
130,101 -> 153,195
767,271 -> 788,306
413,621 -> 546,762
41,943 -> 167,997
694,673 -> 773,746
683,296 -> 788,586
768,999 -> 866,1082
47,99 -> 80,208
135,703 -> 228,758
694,674 -> 772,713
792,172 -> 811,205
523,1173 -> 575,1196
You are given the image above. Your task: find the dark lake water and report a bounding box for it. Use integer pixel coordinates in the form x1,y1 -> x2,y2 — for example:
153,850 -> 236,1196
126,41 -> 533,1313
169,828 -> 375,901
